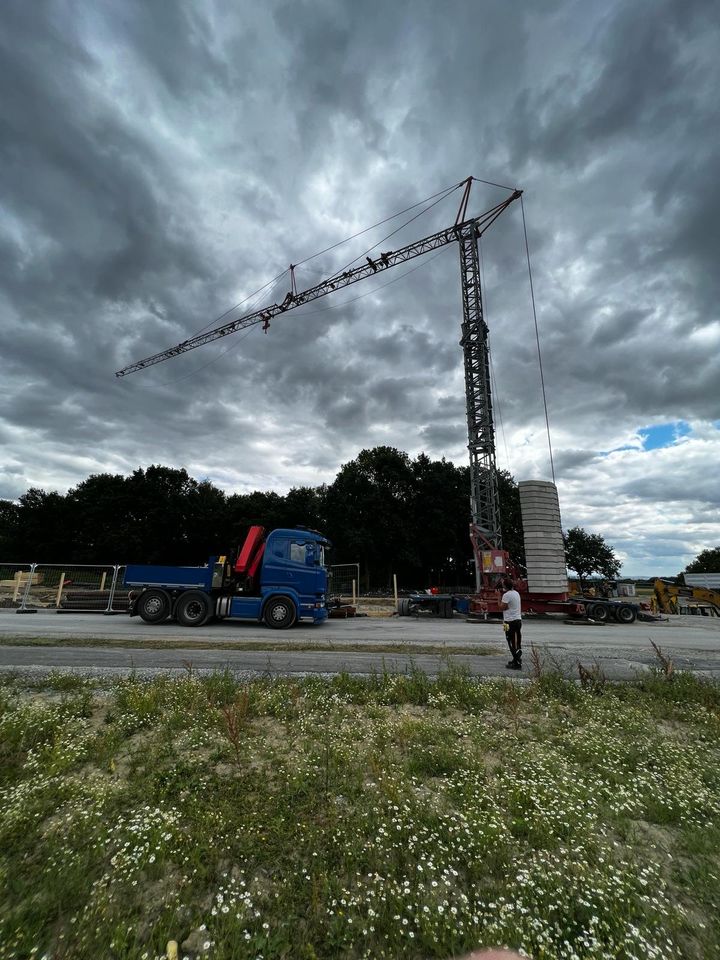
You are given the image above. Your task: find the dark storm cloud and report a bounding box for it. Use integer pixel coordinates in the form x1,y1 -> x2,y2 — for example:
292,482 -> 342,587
507,0 -> 711,169
360,328 -> 458,373
0,10 -> 209,305
418,423 -> 467,453
1,0 -> 719,573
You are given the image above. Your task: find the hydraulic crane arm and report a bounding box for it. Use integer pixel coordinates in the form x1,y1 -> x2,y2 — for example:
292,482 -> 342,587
115,190 -> 521,377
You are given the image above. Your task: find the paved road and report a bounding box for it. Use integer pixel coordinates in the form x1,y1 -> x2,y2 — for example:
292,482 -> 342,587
0,609 -> 718,680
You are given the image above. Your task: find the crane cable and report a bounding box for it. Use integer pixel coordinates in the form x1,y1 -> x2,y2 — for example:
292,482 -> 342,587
471,175 -> 516,191
155,246 -> 452,385
157,182 -> 466,382
184,267 -> 289,341
289,245 -> 450,320
520,194 -> 556,485
153,179 -> 514,386
183,180 -> 466,343
293,179 -> 466,270
154,271 -> 290,386
324,181 -> 463,280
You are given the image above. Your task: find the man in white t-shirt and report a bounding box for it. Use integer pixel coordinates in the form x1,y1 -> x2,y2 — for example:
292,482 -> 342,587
499,578 -> 522,670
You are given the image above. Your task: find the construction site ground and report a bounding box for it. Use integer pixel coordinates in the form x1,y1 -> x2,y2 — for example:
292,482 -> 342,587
0,607 -> 718,681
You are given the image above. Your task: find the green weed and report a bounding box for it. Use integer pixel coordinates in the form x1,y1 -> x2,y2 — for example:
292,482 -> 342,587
0,666 -> 718,959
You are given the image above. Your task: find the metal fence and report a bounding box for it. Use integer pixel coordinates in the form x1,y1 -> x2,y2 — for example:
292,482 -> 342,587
328,563 -> 361,600
0,561 -> 361,613
0,564 -> 32,609
0,563 -> 129,614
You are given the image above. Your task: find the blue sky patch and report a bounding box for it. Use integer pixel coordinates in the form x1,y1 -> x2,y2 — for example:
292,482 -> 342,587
639,421 -> 691,450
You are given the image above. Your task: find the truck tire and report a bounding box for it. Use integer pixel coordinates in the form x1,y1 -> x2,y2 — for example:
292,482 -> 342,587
616,605 -> 636,624
398,598 -> 410,616
589,602 -> 609,623
443,599 -> 454,619
263,596 -> 297,629
176,590 -> 212,627
137,589 -> 171,624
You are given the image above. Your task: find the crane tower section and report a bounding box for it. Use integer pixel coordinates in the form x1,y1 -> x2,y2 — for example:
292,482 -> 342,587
458,228 -> 501,549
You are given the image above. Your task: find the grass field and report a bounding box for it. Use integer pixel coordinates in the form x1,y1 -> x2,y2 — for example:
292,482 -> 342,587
1,661 -> 718,959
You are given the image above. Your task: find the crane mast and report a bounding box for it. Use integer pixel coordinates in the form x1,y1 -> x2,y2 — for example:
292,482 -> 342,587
115,182 -> 522,580
458,228 -> 501,551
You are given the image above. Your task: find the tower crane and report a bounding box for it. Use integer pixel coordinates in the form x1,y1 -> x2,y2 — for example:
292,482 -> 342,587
116,179 -> 523,588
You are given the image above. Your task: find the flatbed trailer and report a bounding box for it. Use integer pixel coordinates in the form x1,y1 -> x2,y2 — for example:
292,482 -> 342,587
469,589 -> 641,623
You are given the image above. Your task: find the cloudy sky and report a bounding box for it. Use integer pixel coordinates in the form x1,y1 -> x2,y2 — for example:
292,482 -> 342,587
1,0 -> 718,576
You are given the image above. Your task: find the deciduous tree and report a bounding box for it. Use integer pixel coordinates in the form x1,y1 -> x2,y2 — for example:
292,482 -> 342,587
0,500 -> 20,557
685,547 -> 720,574
411,454 -> 472,588
324,446 -> 416,589
497,470 -> 526,568
563,526 -> 621,589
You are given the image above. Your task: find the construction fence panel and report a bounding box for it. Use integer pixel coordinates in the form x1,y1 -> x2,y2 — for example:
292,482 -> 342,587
20,564 -> 127,613
0,564 -> 33,610
328,563 -> 361,599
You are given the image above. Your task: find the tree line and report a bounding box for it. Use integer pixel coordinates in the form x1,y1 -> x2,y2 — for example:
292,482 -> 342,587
3,443 -> 663,588
0,447 -> 526,590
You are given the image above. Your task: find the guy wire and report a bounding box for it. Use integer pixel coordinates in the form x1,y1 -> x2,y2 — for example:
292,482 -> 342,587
520,194 -> 556,484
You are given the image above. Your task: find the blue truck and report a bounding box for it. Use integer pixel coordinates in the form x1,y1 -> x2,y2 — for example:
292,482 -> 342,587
123,525 -> 330,628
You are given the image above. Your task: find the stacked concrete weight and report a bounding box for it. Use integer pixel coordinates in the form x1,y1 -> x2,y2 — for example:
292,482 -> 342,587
518,480 -> 569,594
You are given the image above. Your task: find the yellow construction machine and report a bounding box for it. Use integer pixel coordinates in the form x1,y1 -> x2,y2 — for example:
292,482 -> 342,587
654,579 -> 720,616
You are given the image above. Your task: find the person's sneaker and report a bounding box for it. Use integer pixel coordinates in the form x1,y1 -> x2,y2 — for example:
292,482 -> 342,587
506,659 -> 520,670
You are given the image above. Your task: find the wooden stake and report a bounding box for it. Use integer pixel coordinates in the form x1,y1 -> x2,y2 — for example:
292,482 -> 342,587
55,572 -> 65,609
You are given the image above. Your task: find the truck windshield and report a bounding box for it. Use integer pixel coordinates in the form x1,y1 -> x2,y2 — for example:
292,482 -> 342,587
288,541 -> 326,566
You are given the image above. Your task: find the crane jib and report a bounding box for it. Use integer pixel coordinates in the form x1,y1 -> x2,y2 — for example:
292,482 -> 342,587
114,189 -> 521,377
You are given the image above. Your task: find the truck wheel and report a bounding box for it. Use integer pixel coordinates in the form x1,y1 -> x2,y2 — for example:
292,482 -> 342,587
263,596 -> 297,629
176,590 -> 212,627
589,603 -> 609,622
616,605 -> 636,624
137,589 -> 170,624
443,599 -> 454,619
398,598 -> 410,616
